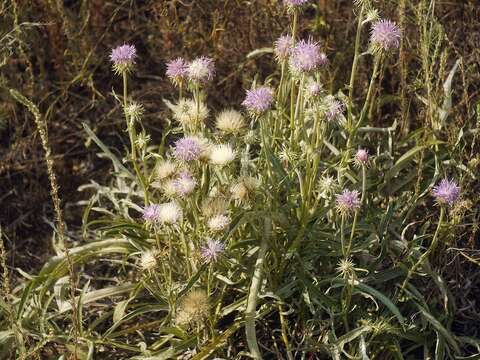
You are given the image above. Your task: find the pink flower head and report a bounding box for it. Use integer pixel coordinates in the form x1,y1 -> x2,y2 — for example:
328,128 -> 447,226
173,171 -> 197,196
166,57 -> 189,85
289,39 -> 327,74
143,204 -> 161,222
200,239 -> 225,263
307,82 -> 322,98
370,20 -> 401,51
173,137 -> 202,162
110,44 -> 137,73
274,35 -> 293,61
284,0 -> 310,8
336,189 -> 361,215
242,87 -> 274,114
432,179 -> 460,206
354,149 -> 369,167
325,97 -> 344,122
187,56 -> 215,83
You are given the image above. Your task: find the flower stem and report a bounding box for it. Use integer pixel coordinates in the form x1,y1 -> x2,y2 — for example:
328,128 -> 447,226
245,217 -> 271,360
347,3 -> 365,130
400,207 -> 445,293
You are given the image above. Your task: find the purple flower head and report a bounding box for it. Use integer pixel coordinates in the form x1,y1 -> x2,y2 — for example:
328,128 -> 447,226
166,57 -> 189,85
289,39 -> 327,74
325,97 -> 344,121
143,204 -> 161,222
173,171 -> 197,196
307,82 -> 322,98
173,137 -> 202,162
187,56 -> 215,83
200,239 -> 225,263
432,179 -> 460,206
336,189 -> 361,215
110,44 -> 137,73
274,35 -> 293,61
284,0 -> 310,8
242,87 -> 275,114
354,149 -> 369,167
370,20 -> 401,51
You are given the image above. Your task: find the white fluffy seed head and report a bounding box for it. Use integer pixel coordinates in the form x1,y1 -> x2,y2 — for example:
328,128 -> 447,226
140,250 -> 158,270
158,202 -> 183,224
172,98 -> 209,128
230,177 -> 259,201
162,179 -> 178,198
216,109 -> 246,134
156,160 -> 177,180
207,214 -> 231,232
209,144 -> 236,166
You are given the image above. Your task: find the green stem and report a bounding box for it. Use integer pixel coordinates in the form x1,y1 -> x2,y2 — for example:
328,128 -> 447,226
340,214 -> 346,257
400,207 -> 445,293
347,3 -> 365,130
245,217 -> 271,360
346,166 -> 366,256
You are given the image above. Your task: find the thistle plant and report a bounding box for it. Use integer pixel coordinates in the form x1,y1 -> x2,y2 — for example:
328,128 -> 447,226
4,2 -> 477,359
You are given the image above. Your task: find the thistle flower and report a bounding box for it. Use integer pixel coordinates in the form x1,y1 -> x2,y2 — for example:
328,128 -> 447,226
306,81 -> 323,98
200,239 -> 225,263
289,39 -> 327,74
325,96 -> 345,122
143,204 -> 161,222
370,20 -> 401,52
335,189 -> 361,215
209,144 -> 236,166
173,171 -> 197,197
158,202 -> 183,224
156,160 -> 177,180
354,149 -> 369,167
274,35 -> 293,61
187,56 -> 215,83
166,57 -> 189,86
176,290 -> 209,327
169,98 -> 209,128
110,44 -> 137,74
432,179 -> 460,207
216,109 -> 246,134
284,0 -> 310,9
139,250 -> 158,270
242,87 -> 275,115
173,137 -> 202,162
207,214 -> 231,232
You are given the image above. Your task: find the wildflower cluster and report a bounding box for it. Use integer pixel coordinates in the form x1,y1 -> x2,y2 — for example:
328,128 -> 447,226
19,3 -> 471,359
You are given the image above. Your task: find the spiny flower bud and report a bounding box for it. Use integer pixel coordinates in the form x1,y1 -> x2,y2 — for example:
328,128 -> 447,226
216,109 -> 246,134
